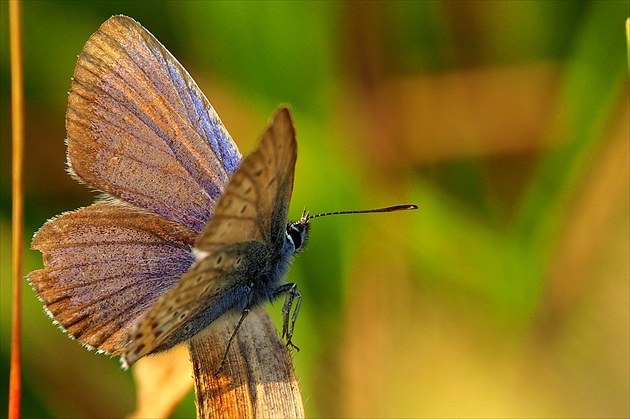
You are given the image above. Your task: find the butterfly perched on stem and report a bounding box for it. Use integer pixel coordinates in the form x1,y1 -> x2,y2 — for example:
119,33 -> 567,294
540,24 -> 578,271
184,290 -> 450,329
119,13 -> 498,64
28,15 -> 416,372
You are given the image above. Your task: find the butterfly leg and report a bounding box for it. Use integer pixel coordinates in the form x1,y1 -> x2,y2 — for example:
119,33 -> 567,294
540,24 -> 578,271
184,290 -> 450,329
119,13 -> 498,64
214,308 -> 250,375
276,283 -> 301,351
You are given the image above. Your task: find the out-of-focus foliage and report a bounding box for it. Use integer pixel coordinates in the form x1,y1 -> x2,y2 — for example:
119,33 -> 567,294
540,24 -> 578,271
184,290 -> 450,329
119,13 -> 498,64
1,1 -> 628,417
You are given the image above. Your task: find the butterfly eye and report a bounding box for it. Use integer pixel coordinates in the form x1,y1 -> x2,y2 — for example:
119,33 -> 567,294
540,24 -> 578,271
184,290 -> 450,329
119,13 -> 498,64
287,225 -> 303,250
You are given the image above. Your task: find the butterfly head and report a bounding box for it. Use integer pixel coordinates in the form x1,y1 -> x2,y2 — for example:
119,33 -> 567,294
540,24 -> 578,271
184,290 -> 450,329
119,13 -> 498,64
286,207 -> 311,253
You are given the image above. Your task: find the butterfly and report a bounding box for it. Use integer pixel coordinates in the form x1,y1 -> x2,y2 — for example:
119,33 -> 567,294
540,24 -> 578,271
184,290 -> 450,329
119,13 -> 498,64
28,15 -> 416,371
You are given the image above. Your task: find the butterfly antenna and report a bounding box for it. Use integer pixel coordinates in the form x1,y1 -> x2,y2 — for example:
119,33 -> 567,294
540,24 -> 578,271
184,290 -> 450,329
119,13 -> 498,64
308,204 -> 417,220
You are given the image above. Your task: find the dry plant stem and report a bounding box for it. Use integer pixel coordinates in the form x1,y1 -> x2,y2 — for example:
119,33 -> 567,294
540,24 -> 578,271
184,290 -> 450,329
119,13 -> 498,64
9,0 -> 24,417
189,309 -> 304,419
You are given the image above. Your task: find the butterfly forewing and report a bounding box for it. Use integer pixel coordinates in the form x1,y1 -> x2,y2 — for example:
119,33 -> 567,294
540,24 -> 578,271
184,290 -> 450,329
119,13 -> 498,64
29,201 -> 197,354
121,107 -> 298,366
67,15 -> 241,234
196,107 -> 297,254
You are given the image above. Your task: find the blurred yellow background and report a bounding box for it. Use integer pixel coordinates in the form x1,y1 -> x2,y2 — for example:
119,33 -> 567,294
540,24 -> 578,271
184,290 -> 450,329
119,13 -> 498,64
1,1 -> 628,417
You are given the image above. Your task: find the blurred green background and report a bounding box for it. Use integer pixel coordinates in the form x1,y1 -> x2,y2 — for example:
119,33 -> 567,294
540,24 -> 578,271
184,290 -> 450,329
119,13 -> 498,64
1,1 -> 628,417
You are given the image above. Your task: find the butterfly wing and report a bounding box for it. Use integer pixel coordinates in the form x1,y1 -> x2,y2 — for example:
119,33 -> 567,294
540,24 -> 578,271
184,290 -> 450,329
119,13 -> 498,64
195,106 -> 298,253
66,15 -> 241,234
29,201 -> 197,355
122,107 -> 298,366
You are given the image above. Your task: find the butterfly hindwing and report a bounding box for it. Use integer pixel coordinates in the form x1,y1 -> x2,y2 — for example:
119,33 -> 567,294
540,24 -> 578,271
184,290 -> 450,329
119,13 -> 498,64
29,200 -> 197,355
